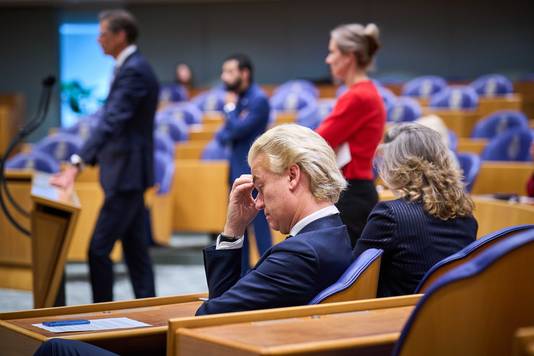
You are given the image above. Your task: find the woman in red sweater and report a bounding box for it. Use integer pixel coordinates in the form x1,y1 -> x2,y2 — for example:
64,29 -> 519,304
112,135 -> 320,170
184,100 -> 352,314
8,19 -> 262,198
317,23 -> 386,247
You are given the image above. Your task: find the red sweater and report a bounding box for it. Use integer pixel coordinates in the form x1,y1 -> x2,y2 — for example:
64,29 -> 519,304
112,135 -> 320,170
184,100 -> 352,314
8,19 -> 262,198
317,80 -> 386,180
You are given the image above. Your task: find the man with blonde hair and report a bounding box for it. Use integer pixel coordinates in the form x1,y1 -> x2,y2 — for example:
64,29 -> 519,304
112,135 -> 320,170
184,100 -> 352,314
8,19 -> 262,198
196,124 -> 353,315
34,124 -> 354,355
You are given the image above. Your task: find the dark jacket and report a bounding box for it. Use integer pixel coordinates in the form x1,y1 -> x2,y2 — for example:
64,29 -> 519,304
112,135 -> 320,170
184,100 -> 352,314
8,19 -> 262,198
353,198 -> 478,297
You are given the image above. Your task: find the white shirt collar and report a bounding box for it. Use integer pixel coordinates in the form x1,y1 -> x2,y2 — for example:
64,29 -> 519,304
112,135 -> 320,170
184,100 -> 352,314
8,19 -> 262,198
289,205 -> 339,237
115,44 -> 137,69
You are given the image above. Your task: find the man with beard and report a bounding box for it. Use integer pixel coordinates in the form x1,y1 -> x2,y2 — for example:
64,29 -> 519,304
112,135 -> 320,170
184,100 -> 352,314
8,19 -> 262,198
215,54 -> 272,273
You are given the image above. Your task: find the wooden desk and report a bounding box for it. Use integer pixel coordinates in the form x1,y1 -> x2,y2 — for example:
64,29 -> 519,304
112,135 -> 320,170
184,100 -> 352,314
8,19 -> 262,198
172,160 -> 229,233
175,141 -> 209,160
272,112 -> 296,126
30,173 -> 80,308
471,161 -> 534,195
477,94 -> 522,118
0,293 -> 205,356
515,81 -> 534,121
472,196 -> 534,238
457,138 -> 487,155
189,125 -> 219,142
169,295 -> 421,356
0,171 -> 33,290
0,94 -> 24,157
514,327 -> 534,356
422,108 -> 480,137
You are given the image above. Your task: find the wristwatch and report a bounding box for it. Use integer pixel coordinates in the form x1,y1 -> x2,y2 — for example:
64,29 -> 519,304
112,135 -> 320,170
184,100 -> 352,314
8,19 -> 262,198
223,102 -> 236,113
70,154 -> 84,170
219,233 -> 240,243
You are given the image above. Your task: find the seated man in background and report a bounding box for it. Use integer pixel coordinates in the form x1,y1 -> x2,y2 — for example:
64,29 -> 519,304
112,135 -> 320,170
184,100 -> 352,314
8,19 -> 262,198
34,124 -> 353,356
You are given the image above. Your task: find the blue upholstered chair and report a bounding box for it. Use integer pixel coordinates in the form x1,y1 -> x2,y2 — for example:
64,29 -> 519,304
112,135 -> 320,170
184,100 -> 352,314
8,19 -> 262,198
402,76 -> 447,99
308,248 -> 383,304
456,152 -> 481,192
192,89 -> 225,112
159,83 -> 189,103
201,138 -> 231,161
429,86 -> 479,110
378,86 -> 397,112
273,80 -> 319,99
394,228 -> 534,356
153,151 -> 175,195
295,99 -> 321,129
480,128 -> 533,161
34,133 -> 83,161
270,89 -> 316,112
158,102 -> 203,126
6,151 -> 60,173
470,74 -> 514,97
155,116 -> 189,143
60,113 -> 101,141
448,130 -> 458,151
387,97 -> 422,123
415,224 -> 534,293
471,110 -> 529,139
153,131 -> 175,159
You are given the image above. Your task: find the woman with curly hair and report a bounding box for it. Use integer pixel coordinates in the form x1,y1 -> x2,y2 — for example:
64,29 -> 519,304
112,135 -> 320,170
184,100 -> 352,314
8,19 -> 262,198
353,123 -> 478,297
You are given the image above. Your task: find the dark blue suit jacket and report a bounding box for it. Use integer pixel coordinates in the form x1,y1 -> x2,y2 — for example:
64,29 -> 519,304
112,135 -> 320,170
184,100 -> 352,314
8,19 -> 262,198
353,198 -> 478,297
215,84 -> 270,182
196,214 -> 353,315
78,51 -> 159,194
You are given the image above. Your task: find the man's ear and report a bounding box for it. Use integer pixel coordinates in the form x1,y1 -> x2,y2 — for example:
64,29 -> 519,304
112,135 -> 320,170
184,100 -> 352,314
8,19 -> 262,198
288,164 -> 301,191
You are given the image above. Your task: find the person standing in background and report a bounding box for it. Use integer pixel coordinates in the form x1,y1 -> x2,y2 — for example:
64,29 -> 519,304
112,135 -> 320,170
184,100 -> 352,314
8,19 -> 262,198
215,54 -> 272,272
316,23 -> 386,247
51,9 -> 158,302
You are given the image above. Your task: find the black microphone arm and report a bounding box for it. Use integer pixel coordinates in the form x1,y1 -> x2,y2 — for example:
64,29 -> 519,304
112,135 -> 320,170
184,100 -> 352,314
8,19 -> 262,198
0,75 -> 56,237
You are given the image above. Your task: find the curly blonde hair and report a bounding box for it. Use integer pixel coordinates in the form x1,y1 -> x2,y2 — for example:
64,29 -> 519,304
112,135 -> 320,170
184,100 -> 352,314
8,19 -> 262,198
377,123 -> 474,220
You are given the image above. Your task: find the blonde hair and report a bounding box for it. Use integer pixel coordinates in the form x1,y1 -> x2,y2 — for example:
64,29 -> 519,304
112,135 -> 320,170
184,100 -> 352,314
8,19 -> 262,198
248,124 -> 347,203
378,123 -> 473,220
331,23 -> 381,68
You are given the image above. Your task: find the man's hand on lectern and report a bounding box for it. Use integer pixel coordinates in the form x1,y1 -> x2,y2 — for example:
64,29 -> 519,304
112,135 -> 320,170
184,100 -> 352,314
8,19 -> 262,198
49,165 -> 79,189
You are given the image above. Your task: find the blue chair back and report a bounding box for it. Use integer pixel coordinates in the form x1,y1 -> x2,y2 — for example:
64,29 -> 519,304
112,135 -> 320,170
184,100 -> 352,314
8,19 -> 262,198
387,97 -> 422,123
394,229 -> 534,356
378,86 -> 397,111
153,131 -> 175,159
448,130 -> 458,151
471,110 -> 529,139
156,116 -> 189,142
159,83 -> 189,103
273,80 -> 319,98
429,86 -> 479,110
34,133 -> 83,161
402,75 -> 447,98
201,138 -> 231,161
470,73 -> 513,97
158,102 -> 202,126
481,128 -> 533,161
6,151 -> 60,173
456,152 -> 481,192
153,151 -> 175,195
192,89 -> 225,112
60,114 -> 101,141
270,89 -> 316,112
308,248 -> 383,304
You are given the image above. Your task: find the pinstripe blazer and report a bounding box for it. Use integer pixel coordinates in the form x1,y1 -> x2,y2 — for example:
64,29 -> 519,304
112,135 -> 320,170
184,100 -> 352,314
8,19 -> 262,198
353,198 -> 477,297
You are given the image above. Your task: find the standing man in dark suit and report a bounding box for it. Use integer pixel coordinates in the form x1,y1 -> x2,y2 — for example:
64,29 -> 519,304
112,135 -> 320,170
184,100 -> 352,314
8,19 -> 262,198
51,9 -> 158,302
215,54 -> 272,273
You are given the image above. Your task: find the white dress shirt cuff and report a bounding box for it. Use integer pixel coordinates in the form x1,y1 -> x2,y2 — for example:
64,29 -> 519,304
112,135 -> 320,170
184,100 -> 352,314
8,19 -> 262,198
215,234 -> 244,250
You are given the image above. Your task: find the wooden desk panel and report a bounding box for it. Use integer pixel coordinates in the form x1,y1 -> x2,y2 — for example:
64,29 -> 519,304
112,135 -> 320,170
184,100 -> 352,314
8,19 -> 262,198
473,197 -> 534,238
477,94 -> 522,119
0,294 -> 205,356
175,141 -> 209,160
457,138 -> 487,154
514,326 -> 534,356
471,161 -> 534,195
422,108 -> 480,137
171,295 -> 421,356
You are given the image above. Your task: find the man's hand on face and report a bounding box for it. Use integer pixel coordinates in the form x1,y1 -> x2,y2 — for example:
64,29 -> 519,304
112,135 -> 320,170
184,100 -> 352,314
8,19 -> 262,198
223,174 -> 259,237
225,92 -> 238,105
49,165 -> 79,190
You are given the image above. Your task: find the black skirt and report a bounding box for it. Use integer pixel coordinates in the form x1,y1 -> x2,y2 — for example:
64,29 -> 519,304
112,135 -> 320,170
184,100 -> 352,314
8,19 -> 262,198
335,179 -> 378,247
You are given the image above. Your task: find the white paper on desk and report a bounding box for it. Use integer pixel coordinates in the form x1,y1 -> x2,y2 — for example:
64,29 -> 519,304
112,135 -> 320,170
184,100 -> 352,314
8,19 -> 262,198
33,317 -> 151,333
336,143 -> 351,169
